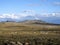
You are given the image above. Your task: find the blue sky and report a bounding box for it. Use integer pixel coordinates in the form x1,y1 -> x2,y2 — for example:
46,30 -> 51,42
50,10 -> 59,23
0,0 -> 60,14
0,0 -> 60,24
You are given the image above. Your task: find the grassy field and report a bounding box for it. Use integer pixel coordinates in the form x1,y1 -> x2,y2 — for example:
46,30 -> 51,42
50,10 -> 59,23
0,22 -> 60,45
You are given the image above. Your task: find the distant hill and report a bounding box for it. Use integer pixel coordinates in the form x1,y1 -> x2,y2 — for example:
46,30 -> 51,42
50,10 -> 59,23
0,19 -> 60,25
20,20 -> 45,23
19,20 -> 60,25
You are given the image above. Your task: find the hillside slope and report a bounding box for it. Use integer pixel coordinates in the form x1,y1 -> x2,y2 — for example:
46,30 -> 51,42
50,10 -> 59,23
0,20 -> 60,31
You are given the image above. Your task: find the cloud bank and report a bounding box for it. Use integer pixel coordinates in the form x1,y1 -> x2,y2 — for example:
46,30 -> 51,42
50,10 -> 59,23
0,10 -> 60,20
0,14 -> 19,19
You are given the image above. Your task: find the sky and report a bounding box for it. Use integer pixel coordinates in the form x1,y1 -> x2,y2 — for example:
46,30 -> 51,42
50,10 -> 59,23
0,0 -> 60,14
0,0 -> 60,24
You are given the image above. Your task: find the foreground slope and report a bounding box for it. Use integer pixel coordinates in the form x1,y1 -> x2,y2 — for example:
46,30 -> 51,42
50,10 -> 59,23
0,20 -> 60,45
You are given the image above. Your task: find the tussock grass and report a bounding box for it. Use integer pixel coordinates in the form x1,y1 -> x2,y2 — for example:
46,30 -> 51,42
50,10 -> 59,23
0,22 -> 60,45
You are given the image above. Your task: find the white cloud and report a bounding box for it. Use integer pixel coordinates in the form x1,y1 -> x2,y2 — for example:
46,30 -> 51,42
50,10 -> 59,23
19,13 -> 28,17
0,10 -> 36,19
0,14 -> 19,19
22,10 -> 35,15
0,16 -> 4,18
0,12 -> 60,20
39,12 -> 60,17
53,2 -> 60,6
51,13 -> 56,16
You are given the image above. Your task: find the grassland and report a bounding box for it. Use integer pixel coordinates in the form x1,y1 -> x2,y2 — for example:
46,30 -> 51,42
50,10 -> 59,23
0,22 -> 60,45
